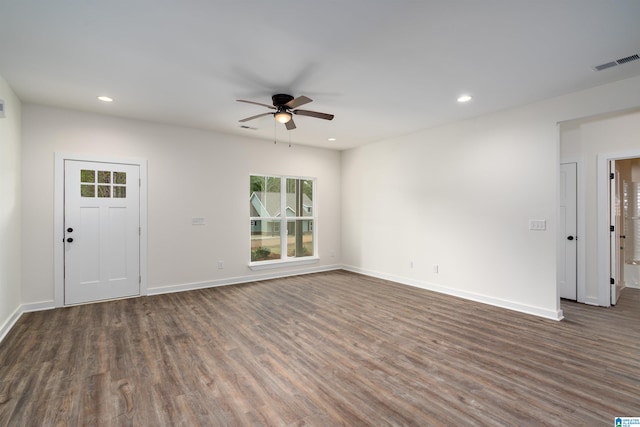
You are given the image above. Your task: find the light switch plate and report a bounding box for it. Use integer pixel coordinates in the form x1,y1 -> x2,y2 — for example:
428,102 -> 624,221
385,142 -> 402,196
191,217 -> 206,225
529,219 -> 546,231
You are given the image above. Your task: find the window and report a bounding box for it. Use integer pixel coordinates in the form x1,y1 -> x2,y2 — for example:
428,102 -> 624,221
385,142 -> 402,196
250,175 -> 316,264
80,169 -> 126,198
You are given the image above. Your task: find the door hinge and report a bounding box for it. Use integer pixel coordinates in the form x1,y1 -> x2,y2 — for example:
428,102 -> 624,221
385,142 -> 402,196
610,225 -> 615,232
139,178 -> 141,187
610,277 -> 615,285
610,172 -> 615,179
139,275 -> 142,284
139,226 -> 141,236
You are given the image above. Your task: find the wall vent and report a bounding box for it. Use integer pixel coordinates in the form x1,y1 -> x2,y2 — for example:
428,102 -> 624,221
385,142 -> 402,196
617,53 -> 640,65
594,53 -> 640,71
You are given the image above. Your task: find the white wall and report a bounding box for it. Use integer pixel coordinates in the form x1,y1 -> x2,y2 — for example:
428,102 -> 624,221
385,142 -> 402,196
560,108 -> 640,302
21,104 -> 341,305
342,75 -> 640,320
0,75 -> 22,341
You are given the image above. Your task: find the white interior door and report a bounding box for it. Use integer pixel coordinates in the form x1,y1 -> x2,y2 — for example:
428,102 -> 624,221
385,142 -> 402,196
559,162 -> 578,300
64,160 -> 140,305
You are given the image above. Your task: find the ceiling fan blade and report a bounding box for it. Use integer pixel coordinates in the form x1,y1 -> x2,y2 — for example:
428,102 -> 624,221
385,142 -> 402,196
239,112 -> 273,122
293,109 -> 334,121
285,118 -> 297,130
236,99 -> 276,110
285,95 -> 312,109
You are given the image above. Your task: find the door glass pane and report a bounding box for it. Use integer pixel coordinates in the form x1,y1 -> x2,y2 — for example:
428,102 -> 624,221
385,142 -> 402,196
81,170 -> 95,183
97,185 -> 111,198
98,171 -> 111,183
81,184 -> 95,197
287,219 -> 313,257
113,186 -> 126,198
250,220 -> 281,261
113,172 -> 126,184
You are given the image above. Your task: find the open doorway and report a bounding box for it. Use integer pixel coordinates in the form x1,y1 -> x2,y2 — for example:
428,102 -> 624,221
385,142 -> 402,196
597,150 -> 640,307
559,108 -> 640,309
607,158 -> 640,304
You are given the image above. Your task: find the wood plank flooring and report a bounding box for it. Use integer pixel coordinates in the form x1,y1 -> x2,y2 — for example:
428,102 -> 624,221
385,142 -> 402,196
1,270 -> 639,426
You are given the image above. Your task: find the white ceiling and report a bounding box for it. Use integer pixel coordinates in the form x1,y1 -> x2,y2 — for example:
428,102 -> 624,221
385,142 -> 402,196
1,1 -> 640,150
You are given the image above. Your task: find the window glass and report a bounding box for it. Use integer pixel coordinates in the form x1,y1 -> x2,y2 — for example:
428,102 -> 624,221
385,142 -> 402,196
98,171 -> 111,183
250,220 -> 282,261
81,184 -> 95,197
250,175 -> 315,263
80,169 -> 127,198
81,170 -> 95,183
287,219 -> 314,257
97,185 -> 111,198
114,172 -> 127,184
113,186 -> 126,198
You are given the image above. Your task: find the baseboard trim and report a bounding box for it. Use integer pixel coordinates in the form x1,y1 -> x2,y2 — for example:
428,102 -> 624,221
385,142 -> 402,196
148,264 -> 342,296
342,265 -> 564,321
4,263 -> 564,345
0,301 -> 56,345
0,305 -> 23,345
22,300 -> 56,312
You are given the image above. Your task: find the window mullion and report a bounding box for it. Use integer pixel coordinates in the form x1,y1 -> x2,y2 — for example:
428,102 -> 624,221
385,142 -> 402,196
281,178 -> 287,259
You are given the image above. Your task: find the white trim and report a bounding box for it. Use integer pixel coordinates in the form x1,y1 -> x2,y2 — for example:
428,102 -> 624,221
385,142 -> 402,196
22,301 -> 55,312
249,256 -> 320,271
0,305 -> 23,344
54,152 -> 148,307
343,265 -> 564,321
148,263 -> 340,296
597,149 -> 640,307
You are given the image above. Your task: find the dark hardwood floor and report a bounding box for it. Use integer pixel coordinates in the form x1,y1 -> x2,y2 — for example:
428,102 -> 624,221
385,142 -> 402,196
1,270 -> 639,426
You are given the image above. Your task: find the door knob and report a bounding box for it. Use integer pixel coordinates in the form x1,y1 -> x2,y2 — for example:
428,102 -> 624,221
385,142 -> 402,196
67,227 -> 73,233
66,238 -> 74,243
567,236 -> 575,241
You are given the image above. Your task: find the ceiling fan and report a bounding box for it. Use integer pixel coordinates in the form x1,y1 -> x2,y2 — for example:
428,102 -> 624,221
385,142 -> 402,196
237,94 -> 334,130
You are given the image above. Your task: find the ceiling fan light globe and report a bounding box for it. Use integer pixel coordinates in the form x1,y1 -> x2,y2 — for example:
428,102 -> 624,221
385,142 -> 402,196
275,111 -> 292,123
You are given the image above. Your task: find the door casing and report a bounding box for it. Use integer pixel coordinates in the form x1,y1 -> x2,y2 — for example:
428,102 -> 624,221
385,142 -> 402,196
597,149 -> 640,306
54,153 -> 148,307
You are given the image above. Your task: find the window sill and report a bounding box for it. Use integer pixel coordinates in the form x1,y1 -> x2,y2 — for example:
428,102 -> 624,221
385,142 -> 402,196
248,256 -> 320,271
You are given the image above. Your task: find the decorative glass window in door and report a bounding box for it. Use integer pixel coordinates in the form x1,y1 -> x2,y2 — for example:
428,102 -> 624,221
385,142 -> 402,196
80,169 -> 127,198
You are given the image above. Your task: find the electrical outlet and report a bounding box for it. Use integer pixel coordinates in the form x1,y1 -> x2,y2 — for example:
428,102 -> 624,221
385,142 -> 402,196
410,260 -> 414,268
217,260 -> 224,269
433,264 -> 439,274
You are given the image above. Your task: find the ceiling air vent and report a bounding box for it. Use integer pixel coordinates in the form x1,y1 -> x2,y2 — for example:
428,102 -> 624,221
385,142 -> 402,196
617,53 -> 640,65
594,53 -> 640,71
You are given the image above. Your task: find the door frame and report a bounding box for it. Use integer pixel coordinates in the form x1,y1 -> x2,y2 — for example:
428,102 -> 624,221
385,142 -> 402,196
54,153 -> 148,307
597,149 -> 640,307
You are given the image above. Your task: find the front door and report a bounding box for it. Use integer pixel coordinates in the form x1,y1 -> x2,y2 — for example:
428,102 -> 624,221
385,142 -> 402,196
64,160 -> 140,305
559,162 -> 577,300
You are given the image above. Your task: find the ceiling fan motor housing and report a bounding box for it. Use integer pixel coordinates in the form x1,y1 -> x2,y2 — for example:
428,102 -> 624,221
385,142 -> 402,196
272,94 -> 294,107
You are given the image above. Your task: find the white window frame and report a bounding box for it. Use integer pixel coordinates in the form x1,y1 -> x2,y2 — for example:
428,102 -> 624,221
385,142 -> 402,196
249,174 -> 319,270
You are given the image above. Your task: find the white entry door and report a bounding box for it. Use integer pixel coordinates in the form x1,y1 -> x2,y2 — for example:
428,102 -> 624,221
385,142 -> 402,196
559,162 -> 577,300
64,160 -> 140,305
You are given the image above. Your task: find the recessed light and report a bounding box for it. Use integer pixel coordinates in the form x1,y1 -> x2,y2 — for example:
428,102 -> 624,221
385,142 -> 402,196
457,94 -> 472,103
97,96 -> 113,102
328,138 -> 336,141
